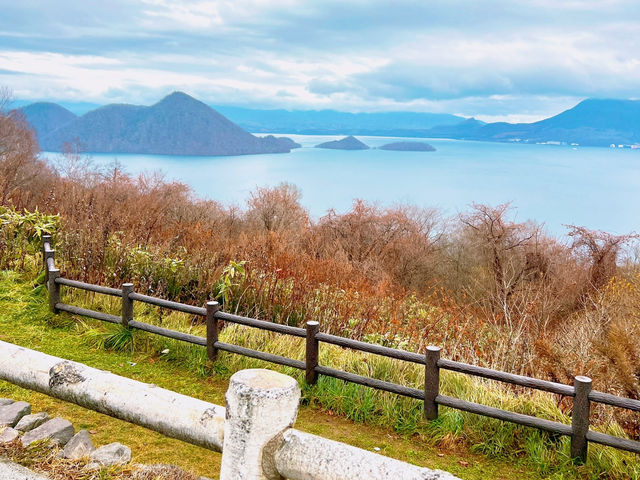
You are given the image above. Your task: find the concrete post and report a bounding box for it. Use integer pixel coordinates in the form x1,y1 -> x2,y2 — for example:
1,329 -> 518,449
220,368 -> 300,480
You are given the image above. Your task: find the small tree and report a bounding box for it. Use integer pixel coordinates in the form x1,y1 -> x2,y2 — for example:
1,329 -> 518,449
315,200 -> 443,289
459,203 -> 539,311
0,88 -> 47,206
53,140 -> 99,185
566,225 -> 638,292
246,182 -> 308,233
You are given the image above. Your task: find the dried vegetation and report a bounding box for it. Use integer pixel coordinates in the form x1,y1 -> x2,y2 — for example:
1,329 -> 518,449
1,89 -> 639,444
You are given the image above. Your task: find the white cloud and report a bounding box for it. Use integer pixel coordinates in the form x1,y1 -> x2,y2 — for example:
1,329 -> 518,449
2,0 -> 640,120
140,0 -> 224,29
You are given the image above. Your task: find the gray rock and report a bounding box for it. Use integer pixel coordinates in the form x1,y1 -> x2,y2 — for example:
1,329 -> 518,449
89,442 -> 131,466
15,412 -> 50,432
0,457 -> 50,479
0,427 -> 19,443
0,398 -> 14,406
21,417 -> 74,447
62,430 -> 95,459
0,401 -> 31,427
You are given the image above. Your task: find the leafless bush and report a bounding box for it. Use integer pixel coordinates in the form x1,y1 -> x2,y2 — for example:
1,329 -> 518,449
246,182 -> 309,233
0,88 -> 51,206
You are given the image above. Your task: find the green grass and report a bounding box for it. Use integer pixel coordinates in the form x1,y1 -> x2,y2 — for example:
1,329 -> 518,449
0,265 -> 638,479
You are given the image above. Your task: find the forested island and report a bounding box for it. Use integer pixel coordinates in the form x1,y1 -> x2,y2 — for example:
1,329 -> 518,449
315,136 -> 369,150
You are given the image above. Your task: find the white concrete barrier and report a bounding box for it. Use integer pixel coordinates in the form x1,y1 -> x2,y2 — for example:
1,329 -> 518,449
274,429 -> 459,480
0,341 -> 224,451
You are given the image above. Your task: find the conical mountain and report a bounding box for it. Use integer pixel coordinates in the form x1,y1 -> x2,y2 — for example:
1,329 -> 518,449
37,92 -> 299,155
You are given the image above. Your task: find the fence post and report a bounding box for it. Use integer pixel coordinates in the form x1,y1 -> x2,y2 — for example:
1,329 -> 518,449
48,269 -> 60,313
424,346 -> 441,420
305,321 -> 320,385
571,375 -> 592,463
220,369 -> 300,480
206,301 -> 220,362
121,283 -> 134,328
42,235 -> 52,283
44,249 -> 55,284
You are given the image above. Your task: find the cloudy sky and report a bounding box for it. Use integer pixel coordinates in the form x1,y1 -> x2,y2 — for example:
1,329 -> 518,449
1,0 -> 639,121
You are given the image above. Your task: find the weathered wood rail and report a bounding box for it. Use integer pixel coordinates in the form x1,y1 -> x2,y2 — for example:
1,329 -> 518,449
41,235 -> 640,463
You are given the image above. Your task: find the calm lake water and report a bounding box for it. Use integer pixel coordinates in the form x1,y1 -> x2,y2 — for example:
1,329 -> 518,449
46,135 -> 640,236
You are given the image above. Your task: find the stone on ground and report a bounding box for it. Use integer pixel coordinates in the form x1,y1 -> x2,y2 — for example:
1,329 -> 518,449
0,398 -> 14,406
90,442 -> 132,466
0,427 -> 20,443
21,417 -> 74,447
0,457 -> 50,480
15,412 -> 50,432
62,430 -> 95,459
0,401 -> 31,427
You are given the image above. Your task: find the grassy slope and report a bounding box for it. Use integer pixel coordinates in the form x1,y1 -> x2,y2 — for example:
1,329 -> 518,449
0,270 -> 545,480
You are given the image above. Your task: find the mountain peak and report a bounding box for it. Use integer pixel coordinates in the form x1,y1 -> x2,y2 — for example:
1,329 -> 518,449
154,91 -> 204,108
164,91 -> 196,100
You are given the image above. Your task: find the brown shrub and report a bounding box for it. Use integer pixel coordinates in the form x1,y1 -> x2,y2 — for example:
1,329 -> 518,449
0,90 -> 51,206
3,103 -> 640,436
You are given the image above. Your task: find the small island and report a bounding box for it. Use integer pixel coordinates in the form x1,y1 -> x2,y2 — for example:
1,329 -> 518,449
379,141 -> 436,152
261,135 -> 302,150
315,135 -> 369,150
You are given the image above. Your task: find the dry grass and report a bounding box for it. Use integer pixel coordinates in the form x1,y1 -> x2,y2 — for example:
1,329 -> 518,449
1,104 -> 639,442
0,438 -> 201,480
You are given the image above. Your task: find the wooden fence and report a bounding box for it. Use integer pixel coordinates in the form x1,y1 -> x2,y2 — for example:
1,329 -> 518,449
41,235 -> 640,464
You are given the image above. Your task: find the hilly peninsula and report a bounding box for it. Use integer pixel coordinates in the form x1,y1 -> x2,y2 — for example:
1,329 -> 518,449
423,99 -> 640,146
21,92 -> 300,156
379,141 -> 435,151
315,136 -> 369,150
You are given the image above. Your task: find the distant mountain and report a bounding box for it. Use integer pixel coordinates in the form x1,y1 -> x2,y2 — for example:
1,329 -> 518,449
316,136 -> 369,150
425,118 -> 486,139
456,99 -> 640,146
23,92 -> 300,156
216,106 -> 464,136
18,102 -> 77,144
20,95 -> 640,151
379,141 -> 435,152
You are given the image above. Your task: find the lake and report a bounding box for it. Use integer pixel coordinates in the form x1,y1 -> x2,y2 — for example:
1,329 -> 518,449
45,135 -> 640,236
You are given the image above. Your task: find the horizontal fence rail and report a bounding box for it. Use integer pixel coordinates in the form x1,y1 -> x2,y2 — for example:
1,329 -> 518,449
40,235 -> 640,463
437,358 -> 576,396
